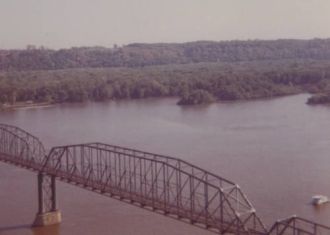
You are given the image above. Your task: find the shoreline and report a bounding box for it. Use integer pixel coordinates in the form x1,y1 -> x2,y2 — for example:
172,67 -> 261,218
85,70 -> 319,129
1,102 -> 54,111
0,93 -> 311,111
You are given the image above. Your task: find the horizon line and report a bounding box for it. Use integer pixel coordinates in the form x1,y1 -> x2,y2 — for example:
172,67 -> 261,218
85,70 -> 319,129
2,37 -> 330,51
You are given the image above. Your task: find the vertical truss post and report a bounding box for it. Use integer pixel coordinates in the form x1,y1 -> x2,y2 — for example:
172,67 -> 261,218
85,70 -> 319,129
33,172 -> 61,227
51,175 -> 57,211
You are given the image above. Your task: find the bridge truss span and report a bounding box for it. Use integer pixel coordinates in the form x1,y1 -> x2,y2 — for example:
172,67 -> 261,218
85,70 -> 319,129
268,216 -> 330,235
0,124 -> 46,170
43,143 -> 266,234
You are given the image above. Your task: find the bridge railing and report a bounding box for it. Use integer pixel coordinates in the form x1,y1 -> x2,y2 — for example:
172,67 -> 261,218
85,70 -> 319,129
268,216 -> 330,235
43,143 -> 266,234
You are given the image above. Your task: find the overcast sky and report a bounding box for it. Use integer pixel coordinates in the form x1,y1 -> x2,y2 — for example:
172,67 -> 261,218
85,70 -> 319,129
1,0 -> 330,49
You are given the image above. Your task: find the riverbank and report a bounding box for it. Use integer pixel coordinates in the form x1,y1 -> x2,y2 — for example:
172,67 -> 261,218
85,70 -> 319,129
0,92 -> 311,112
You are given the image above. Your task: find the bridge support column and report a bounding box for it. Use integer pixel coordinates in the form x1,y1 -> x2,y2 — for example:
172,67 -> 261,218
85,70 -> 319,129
33,173 -> 61,227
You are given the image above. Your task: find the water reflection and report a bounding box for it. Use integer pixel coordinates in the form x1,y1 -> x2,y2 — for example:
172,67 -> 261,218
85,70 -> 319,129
32,225 -> 60,235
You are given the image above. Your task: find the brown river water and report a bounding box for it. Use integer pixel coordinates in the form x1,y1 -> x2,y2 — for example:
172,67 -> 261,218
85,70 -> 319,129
0,94 -> 330,235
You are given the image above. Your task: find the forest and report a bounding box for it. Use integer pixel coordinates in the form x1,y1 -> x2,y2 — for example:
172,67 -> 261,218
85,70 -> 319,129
1,59 -> 330,107
1,39 -> 330,107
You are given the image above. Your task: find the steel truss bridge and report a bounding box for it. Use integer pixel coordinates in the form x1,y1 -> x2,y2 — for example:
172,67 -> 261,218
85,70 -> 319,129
0,123 -> 329,235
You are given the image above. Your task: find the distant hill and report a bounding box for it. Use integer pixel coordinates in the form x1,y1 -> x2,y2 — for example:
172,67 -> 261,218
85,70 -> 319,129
2,39 -> 330,71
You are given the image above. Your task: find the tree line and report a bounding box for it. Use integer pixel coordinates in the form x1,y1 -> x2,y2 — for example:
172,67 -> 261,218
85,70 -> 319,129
2,39 -> 330,71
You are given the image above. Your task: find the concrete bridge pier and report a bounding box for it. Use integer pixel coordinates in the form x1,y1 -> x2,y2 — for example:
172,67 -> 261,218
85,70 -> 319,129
33,173 -> 61,227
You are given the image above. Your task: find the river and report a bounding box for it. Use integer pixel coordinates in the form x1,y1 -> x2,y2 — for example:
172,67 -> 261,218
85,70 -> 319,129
0,93 -> 330,235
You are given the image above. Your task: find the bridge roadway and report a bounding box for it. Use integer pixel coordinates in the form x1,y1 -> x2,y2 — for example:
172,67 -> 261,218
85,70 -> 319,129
0,123 -> 329,235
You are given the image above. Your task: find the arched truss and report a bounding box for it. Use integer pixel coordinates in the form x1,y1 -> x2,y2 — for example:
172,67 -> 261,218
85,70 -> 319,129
43,143 -> 266,234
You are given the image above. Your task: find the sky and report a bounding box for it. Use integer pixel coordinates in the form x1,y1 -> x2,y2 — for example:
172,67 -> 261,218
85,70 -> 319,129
1,0 -> 330,49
